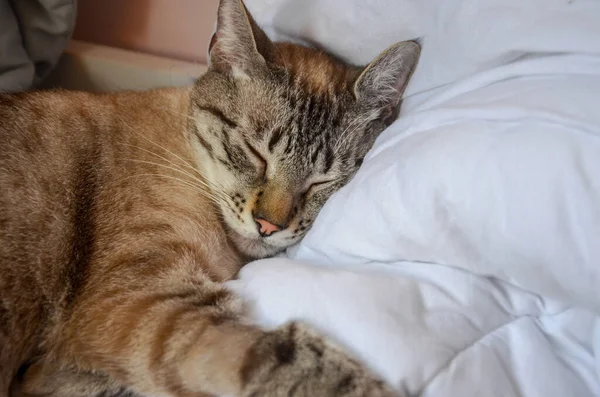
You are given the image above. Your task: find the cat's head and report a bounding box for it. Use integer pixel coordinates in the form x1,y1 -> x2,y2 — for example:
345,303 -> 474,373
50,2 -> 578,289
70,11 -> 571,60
190,0 -> 420,258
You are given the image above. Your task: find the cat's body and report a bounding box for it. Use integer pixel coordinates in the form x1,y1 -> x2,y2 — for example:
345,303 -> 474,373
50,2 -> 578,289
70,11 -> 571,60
0,87 -> 244,395
0,1 -> 420,396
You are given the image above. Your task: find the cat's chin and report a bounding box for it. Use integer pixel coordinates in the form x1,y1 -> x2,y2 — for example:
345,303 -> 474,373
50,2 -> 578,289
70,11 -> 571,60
228,231 -> 283,260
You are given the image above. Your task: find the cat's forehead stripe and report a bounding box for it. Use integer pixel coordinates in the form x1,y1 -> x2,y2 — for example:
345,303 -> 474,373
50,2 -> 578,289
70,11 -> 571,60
274,43 -> 357,96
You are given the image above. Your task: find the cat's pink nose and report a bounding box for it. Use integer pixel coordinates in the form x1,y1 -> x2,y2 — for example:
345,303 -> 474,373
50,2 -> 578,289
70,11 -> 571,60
254,217 -> 281,237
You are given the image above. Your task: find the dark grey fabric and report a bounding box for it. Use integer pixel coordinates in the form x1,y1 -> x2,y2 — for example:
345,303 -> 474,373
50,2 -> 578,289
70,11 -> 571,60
0,0 -> 76,92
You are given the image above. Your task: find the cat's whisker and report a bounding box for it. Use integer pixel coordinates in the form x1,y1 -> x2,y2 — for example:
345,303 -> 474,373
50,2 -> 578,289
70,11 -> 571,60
119,142 -> 196,179
116,117 -> 212,181
141,139 -> 228,198
121,158 -> 229,202
120,143 -> 231,210
121,168 -> 226,205
123,158 -> 201,183
119,141 -> 229,197
122,173 -> 227,208
117,139 -> 228,200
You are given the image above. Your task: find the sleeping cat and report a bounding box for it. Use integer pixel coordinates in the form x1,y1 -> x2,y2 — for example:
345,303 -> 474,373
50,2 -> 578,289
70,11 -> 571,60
0,0 -> 420,396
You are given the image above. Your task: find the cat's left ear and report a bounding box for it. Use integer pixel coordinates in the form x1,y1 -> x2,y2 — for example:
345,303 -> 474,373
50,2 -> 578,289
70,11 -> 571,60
354,41 -> 421,124
208,0 -> 276,77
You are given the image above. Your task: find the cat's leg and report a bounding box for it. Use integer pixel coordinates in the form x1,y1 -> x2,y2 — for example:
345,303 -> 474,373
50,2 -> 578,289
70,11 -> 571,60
234,321 -> 394,396
50,266 -> 396,397
11,357 -> 213,397
9,358 -> 127,397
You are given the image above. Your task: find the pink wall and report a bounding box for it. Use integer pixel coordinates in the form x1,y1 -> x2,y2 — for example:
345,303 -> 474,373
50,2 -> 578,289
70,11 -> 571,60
74,0 -> 219,64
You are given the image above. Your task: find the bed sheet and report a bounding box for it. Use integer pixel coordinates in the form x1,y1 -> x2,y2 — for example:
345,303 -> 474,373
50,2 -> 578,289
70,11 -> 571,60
229,258 -> 599,396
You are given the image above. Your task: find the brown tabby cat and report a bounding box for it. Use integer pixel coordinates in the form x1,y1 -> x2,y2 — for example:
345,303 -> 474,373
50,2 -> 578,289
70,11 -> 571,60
0,1 -> 420,396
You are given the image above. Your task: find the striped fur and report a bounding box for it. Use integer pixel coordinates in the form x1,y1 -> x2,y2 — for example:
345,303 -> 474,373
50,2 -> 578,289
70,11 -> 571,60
1,1 -> 420,396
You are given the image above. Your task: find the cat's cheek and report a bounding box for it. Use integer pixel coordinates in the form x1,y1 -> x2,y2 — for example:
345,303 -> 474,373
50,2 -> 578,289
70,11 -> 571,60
267,233 -> 303,250
222,211 -> 255,238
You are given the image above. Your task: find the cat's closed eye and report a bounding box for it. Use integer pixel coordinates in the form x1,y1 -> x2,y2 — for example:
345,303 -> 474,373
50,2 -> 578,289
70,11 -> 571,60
245,142 -> 268,183
304,179 -> 337,197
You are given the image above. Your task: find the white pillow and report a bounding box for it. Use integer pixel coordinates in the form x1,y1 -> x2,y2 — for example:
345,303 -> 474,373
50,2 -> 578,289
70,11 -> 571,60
245,0 -> 600,96
291,55 -> 600,312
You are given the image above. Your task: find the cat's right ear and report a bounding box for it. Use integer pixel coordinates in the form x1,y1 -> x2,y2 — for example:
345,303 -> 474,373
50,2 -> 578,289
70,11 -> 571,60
353,40 -> 421,125
208,0 -> 275,77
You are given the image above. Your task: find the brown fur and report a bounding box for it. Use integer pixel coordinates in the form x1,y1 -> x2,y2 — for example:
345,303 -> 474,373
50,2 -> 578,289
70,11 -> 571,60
0,87 -> 392,397
0,1 -> 420,396
274,43 -> 359,95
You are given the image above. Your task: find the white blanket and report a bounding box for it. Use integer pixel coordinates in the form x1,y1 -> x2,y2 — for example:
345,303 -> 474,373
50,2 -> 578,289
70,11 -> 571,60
229,0 -> 600,395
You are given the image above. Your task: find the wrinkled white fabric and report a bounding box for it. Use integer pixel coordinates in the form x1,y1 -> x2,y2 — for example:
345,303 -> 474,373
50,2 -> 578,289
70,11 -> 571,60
229,0 -> 600,395
228,259 -> 599,396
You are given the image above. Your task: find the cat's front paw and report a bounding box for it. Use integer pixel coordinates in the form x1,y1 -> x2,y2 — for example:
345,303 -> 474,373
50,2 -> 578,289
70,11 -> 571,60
240,322 -> 398,397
